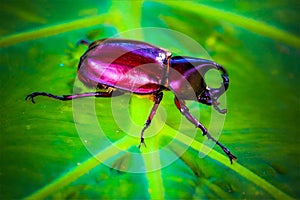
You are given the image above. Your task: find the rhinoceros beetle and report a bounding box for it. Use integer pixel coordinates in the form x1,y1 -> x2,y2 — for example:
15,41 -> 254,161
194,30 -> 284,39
26,38 -> 237,163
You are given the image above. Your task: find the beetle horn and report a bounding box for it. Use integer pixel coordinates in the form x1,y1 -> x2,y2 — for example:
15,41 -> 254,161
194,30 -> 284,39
209,64 -> 229,114
217,64 -> 229,91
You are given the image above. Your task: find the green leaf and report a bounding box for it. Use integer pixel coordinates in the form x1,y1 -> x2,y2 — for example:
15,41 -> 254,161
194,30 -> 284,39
0,1 -> 298,199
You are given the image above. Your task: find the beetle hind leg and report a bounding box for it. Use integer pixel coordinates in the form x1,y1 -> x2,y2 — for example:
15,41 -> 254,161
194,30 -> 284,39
138,92 -> 163,149
25,90 -> 124,103
25,92 -> 68,103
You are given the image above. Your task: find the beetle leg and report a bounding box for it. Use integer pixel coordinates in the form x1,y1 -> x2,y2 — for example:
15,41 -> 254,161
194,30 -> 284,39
138,92 -> 163,148
174,97 -> 237,164
25,91 -> 123,103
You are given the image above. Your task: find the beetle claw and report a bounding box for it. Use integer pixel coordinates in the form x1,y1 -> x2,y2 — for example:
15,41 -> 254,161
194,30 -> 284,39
219,144 -> 237,164
138,138 -> 147,149
229,153 -> 238,164
25,94 -> 36,104
224,148 -> 237,164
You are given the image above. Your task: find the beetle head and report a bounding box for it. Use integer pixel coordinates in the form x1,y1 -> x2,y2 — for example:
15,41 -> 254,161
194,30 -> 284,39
198,87 -> 227,114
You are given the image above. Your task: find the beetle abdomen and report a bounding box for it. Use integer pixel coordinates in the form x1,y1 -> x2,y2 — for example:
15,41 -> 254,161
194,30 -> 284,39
78,39 -> 171,94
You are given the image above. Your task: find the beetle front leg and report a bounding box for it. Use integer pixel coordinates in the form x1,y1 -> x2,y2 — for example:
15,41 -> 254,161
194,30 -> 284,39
174,97 -> 237,164
25,91 -> 123,103
138,92 -> 163,148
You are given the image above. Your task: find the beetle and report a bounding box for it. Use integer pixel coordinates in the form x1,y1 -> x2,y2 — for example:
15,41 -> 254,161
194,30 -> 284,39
26,38 -> 237,163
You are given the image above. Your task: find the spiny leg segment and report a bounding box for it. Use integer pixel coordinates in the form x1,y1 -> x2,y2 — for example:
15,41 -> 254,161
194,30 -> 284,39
138,92 -> 163,148
174,97 -> 237,164
25,90 -> 124,103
